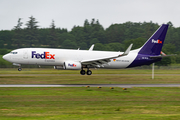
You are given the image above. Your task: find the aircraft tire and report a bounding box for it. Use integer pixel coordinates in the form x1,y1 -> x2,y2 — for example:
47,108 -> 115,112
18,68 -> 22,71
87,70 -> 92,75
80,70 -> 86,75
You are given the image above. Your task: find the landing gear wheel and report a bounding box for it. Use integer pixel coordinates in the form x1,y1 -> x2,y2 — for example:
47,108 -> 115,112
18,68 -> 22,71
87,70 -> 92,75
80,70 -> 86,75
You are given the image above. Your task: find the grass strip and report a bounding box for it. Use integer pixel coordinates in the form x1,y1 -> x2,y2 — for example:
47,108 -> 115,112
0,87 -> 180,120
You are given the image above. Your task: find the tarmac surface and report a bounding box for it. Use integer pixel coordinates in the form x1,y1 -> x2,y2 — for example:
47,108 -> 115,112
0,84 -> 180,88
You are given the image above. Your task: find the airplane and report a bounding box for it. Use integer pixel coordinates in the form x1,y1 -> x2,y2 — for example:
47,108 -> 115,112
3,24 -> 169,75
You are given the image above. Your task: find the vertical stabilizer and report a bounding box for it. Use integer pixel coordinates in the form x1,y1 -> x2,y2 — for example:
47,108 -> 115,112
138,24 -> 169,55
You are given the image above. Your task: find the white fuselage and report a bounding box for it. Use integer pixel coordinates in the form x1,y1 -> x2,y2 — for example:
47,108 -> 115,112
3,48 -> 138,69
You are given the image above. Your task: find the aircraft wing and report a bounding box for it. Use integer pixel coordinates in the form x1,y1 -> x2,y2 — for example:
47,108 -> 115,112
81,44 -> 133,67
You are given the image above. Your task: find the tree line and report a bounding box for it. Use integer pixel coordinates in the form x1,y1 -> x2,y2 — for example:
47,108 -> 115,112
0,16 -> 180,66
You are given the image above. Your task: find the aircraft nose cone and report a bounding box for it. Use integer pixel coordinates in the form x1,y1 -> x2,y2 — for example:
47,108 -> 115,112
2,54 -> 9,61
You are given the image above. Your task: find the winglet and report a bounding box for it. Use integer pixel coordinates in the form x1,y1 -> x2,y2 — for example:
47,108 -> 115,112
89,44 -> 94,51
119,44 -> 133,56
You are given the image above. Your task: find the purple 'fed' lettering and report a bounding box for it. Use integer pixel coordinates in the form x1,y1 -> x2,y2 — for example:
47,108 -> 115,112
32,51 -> 55,59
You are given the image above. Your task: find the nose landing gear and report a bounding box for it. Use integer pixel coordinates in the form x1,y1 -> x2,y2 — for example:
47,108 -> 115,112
12,63 -> 22,71
18,67 -> 22,71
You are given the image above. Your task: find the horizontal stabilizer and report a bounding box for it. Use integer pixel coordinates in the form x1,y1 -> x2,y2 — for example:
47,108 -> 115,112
149,54 -> 176,59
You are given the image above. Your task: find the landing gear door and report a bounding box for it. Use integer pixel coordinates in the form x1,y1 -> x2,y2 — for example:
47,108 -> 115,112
23,50 -> 28,59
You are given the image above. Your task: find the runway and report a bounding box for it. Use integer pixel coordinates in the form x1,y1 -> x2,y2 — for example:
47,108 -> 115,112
0,84 -> 180,88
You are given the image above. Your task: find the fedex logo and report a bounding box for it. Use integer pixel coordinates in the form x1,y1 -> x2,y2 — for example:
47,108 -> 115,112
32,51 -> 55,59
68,64 -> 76,67
152,39 -> 162,44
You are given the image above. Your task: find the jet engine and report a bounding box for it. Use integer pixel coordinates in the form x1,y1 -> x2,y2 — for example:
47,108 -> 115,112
63,61 -> 81,70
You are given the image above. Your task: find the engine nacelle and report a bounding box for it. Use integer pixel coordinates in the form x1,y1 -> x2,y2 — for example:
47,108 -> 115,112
63,61 -> 81,70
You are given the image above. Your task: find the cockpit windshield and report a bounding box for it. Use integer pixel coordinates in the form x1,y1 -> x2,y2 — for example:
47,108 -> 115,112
10,52 -> 18,54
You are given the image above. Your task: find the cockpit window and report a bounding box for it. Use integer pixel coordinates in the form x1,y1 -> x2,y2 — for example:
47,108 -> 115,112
10,52 -> 18,54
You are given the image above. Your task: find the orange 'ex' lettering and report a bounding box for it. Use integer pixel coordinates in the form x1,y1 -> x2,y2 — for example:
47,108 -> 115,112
45,52 -> 55,59
50,54 -> 55,59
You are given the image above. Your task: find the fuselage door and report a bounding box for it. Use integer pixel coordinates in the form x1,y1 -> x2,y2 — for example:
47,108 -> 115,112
23,50 -> 28,59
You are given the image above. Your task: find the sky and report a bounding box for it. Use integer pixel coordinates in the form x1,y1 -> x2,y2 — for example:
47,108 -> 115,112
0,0 -> 179,31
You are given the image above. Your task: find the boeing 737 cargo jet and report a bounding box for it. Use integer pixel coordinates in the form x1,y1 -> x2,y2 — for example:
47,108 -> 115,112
3,24 -> 169,75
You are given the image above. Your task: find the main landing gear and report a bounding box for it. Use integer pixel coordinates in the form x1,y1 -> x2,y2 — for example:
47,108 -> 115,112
80,68 -> 92,75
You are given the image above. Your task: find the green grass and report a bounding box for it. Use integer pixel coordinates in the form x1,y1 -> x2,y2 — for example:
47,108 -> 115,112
0,87 -> 180,120
0,68 -> 180,84
0,68 -> 180,119
1,75 -> 180,84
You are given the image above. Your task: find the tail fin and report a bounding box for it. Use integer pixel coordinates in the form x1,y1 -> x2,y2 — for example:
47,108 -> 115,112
138,24 -> 169,55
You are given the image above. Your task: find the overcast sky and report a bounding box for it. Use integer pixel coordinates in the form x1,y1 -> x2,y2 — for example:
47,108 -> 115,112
0,0 -> 179,31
